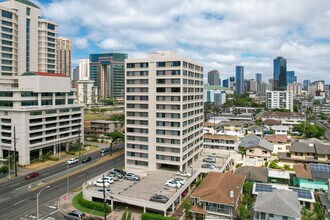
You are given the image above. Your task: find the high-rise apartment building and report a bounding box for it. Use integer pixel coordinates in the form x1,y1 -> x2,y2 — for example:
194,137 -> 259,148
286,71 -> 296,84
246,79 -> 257,93
235,66 -> 244,95
222,79 -> 229,88
56,37 -> 72,77
0,0 -> 58,76
72,65 -> 79,88
79,59 -> 90,80
266,90 -> 294,112
303,80 -> 310,91
260,82 -> 272,96
89,53 -> 127,99
287,82 -> 302,96
273,56 -> 287,91
256,73 -> 262,95
207,69 -> 220,86
125,51 -> 204,171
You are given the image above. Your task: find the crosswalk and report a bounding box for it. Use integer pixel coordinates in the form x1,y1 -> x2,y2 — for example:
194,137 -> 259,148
19,204 -> 58,220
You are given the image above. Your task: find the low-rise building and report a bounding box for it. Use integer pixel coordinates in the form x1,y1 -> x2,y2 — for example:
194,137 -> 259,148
271,125 -> 290,135
190,172 -> 245,220
253,190 -> 301,220
246,125 -> 263,137
203,134 -> 239,151
313,104 -> 330,115
266,90 -> 294,112
264,134 -> 291,153
219,121 -> 245,137
88,120 -> 122,135
239,136 -> 274,161
260,111 -> 305,126
261,119 -> 281,129
234,166 -> 268,183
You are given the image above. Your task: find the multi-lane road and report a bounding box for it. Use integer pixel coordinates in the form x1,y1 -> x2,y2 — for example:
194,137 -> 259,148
0,144 -> 124,220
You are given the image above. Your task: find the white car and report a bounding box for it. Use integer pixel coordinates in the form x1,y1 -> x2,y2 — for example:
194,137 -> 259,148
98,177 -> 114,184
177,171 -> 192,177
165,180 -> 181,188
107,174 -> 119,181
169,178 -> 186,185
66,158 -> 79,165
208,153 -> 221,158
93,180 -> 110,187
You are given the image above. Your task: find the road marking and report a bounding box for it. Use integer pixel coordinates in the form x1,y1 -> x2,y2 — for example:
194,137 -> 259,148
29,215 -> 37,219
40,210 -> 59,220
48,205 -> 57,209
13,199 -> 26,206
10,182 -> 21,188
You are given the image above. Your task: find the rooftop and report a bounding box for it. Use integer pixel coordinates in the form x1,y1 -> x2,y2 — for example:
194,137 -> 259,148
261,119 -> 281,126
293,164 -> 313,179
289,142 -> 315,153
203,134 -> 238,141
262,111 -> 305,118
247,125 -> 263,131
239,135 -> 274,152
264,134 -> 290,143
15,0 -> 40,9
268,170 -> 290,180
191,172 -> 245,205
234,166 -> 268,183
271,125 -> 289,131
21,72 -> 67,77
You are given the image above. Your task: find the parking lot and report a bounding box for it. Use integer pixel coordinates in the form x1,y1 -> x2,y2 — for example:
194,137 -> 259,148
190,148 -> 231,172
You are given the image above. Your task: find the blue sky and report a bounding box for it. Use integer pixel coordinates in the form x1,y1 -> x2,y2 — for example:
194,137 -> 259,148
34,0 -> 330,83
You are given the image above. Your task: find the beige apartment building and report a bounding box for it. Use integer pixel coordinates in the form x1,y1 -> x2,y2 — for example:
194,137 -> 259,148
56,37 -> 72,77
125,51 -> 204,171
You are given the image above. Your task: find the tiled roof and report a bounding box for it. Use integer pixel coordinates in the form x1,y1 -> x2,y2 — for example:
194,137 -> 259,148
315,143 -> 330,154
264,134 -> 290,143
204,134 -> 238,141
189,206 -> 207,215
254,190 -> 301,218
234,166 -> 268,183
261,119 -> 281,126
262,111 -> 305,118
293,164 -> 313,179
289,142 -> 315,153
191,172 -> 245,205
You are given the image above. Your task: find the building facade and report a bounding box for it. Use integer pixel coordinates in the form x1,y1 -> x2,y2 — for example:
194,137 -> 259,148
125,51 -> 204,171
56,37 -> 72,77
273,56 -> 287,91
0,0 -> 57,76
266,90 -> 294,112
207,69 -> 220,86
77,80 -> 98,105
287,82 -> 302,96
78,59 -> 89,80
204,90 -> 226,105
0,72 -> 84,165
287,71 -> 296,84
89,53 -> 127,99
235,66 -> 244,95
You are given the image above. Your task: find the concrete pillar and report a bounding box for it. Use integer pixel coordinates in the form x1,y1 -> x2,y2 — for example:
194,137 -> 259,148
38,93 -> 41,106
188,185 -> 191,193
110,199 -> 113,210
179,195 -> 182,203
52,93 -> 56,106
172,203 -> 175,211
53,144 -> 57,156
39,148 -> 43,158
143,207 -> 146,213
164,211 -> 166,217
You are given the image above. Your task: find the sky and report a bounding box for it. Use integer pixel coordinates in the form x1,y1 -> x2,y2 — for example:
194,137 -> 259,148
33,0 -> 330,83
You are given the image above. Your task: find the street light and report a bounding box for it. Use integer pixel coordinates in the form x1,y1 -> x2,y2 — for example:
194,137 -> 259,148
37,185 -> 50,220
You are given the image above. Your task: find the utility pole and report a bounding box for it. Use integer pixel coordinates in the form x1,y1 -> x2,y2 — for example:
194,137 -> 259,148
8,151 -> 11,180
78,126 -> 81,156
13,126 -> 18,177
102,174 -> 107,220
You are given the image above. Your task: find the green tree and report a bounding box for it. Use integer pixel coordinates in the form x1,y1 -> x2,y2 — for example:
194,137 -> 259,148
237,204 -> 249,220
5,154 -> 14,169
105,131 -> 124,156
182,199 -> 192,219
302,208 -> 316,220
243,181 -> 253,195
314,203 -> 325,220
319,112 -> 327,120
121,207 -> 132,220
293,123 -> 325,138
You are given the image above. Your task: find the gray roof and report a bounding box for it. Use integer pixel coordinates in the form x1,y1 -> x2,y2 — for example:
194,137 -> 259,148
234,166 -> 268,183
240,135 -> 274,152
315,143 -> 330,154
247,125 -> 263,132
289,142 -> 315,153
254,190 -> 301,218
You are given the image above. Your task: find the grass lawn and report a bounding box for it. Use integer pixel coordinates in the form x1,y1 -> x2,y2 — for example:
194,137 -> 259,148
84,113 -> 108,121
72,193 -> 109,217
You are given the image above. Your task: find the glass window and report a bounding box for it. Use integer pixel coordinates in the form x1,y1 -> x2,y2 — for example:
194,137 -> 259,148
21,100 -> 38,106
172,61 -> 181,66
2,53 -> 12,58
157,62 -> 166,67
1,33 -> 12,39
0,91 -> 13,97
26,7 -> 30,16
41,100 -> 52,106
2,40 -> 12,46
2,46 -> 12,52
1,27 -> 12,33
47,23 -> 55,30
1,10 -> 12,19
55,99 -> 65,105
2,20 -> 12,26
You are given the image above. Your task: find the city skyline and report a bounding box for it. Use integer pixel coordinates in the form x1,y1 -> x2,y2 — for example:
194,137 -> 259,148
34,0 -> 330,82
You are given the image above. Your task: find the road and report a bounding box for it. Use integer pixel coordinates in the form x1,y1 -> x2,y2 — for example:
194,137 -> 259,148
0,154 -> 125,219
0,143 -> 123,197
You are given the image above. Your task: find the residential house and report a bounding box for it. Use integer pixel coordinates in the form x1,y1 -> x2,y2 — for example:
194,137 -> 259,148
260,111 -> 306,127
278,142 -> 330,164
319,180 -> 330,219
239,135 -> 274,161
203,122 -> 219,134
270,125 -> 290,135
264,134 -> 291,153
203,134 -> 239,151
234,166 -> 268,183
293,164 -> 329,192
268,170 -> 290,185
190,172 -> 245,220
261,119 -> 281,129
253,190 -> 301,220
219,121 -> 245,137
247,125 -> 263,137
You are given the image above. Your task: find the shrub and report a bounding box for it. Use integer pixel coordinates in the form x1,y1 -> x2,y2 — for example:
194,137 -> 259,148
283,164 -> 293,170
0,166 -> 8,173
141,213 -> 178,220
48,155 -> 59,161
77,192 -> 111,213
235,163 -> 242,168
269,161 -> 281,169
66,151 -> 76,155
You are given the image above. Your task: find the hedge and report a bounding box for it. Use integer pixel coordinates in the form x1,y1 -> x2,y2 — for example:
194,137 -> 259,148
77,192 -> 111,213
141,213 -> 178,220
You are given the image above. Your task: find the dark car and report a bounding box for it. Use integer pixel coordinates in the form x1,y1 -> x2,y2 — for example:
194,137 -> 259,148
201,163 -> 217,170
100,148 -> 109,155
64,210 -> 86,219
114,169 -> 126,176
82,156 -> 92,163
124,173 -> 140,181
108,170 -> 123,178
150,194 -> 169,203
203,157 -> 216,163
25,172 -> 40,180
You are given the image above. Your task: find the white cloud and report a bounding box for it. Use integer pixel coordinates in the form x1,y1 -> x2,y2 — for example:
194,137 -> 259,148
38,0 -> 330,82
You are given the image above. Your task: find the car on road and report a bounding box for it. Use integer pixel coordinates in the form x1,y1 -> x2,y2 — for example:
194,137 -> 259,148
150,194 -> 169,203
64,210 -> 86,219
208,153 -> 221,158
114,169 -> 126,176
93,180 -> 110,187
170,178 -> 186,185
98,176 -> 114,184
25,172 -> 40,180
201,163 -> 217,170
165,180 -> 181,188
203,157 -> 216,163
81,156 -> 92,163
97,188 -> 112,194
100,148 -> 110,155
66,158 -> 79,165
124,173 -> 140,181
108,170 -> 123,178
177,171 -> 192,177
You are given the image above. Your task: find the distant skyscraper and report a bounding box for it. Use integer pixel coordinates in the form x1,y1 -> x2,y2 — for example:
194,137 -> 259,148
229,77 -> 235,90
246,79 -> 257,93
235,66 -> 244,95
222,79 -> 229,88
286,71 -> 296,84
207,69 -> 220,85
56,37 -> 72,77
273,56 -> 287,91
260,82 -> 272,96
303,80 -> 310,91
256,73 -> 262,96
79,59 -> 90,80
89,53 -> 127,99
72,65 -> 79,88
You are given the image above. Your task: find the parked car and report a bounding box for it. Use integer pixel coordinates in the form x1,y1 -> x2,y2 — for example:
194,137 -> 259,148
150,194 -> 169,203
25,172 -> 40,180
114,169 -> 126,176
93,180 -> 110,187
81,156 -> 92,163
203,157 -> 216,163
165,180 -> 181,188
201,163 -> 217,170
64,210 -> 86,219
98,177 -> 114,184
208,153 -> 221,158
107,173 -> 119,181
177,171 -> 192,177
124,173 -> 140,181
170,178 -> 186,185
66,158 -> 79,165
97,188 -> 112,194
108,170 -> 123,178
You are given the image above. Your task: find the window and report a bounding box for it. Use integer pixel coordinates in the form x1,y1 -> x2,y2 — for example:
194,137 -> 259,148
172,61 -> 180,66
21,91 -> 37,97
2,40 -> 12,46
30,111 -> 42,116
55,99 -> 65,105
1,27 -> 12,33
157,62 -> 165,67
21,100 -> 38,106
282,217 -> 288,220
1,66 -> 12,71
157,88 -> 165,93
41,100 -> 52,106
2,53 -> 12,58
26,7 -> 30,16
1,46 -> 12,52
2,11 -> 12,19
47,32 -> 55,37
47,23 -> 55,30
0,91 -> 13,97
0,101 -> 13,107
269,214 -> 273,217
2,20 -> 12,27
1,33 -> 12,39
260,212 -> 265,220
